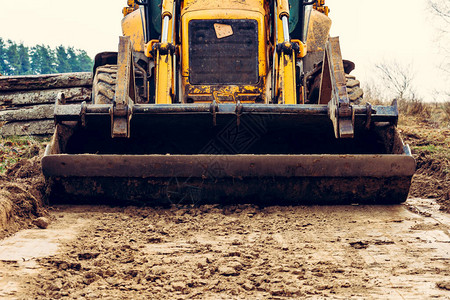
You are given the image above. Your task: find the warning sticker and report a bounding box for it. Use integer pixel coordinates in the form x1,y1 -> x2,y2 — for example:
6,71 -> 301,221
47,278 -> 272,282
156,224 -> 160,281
214,23 -> 233,39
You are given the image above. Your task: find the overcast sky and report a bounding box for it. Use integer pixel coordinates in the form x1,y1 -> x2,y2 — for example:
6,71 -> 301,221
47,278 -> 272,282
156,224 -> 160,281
0,0 -> 447,101
329,0 -> 447,102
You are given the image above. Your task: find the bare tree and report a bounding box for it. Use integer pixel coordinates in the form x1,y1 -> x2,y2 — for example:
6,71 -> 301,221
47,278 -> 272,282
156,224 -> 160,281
362,79 -> 387,104
428,0 -> 450,29
375,60 -> 416,100
428,0 -> 450,79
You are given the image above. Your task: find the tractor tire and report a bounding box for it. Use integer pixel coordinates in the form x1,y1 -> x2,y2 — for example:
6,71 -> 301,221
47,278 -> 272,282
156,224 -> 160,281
345,74 -> 364,105
92,65 -> 117,104
306,70 -> 364,105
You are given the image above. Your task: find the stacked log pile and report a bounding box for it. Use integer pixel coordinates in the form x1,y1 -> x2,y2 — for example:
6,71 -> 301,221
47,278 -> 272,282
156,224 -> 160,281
0,73 -> 92,136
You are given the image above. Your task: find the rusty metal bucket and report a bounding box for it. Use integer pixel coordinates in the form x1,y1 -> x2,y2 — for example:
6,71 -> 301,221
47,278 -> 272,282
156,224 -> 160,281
42,102 -> 415,205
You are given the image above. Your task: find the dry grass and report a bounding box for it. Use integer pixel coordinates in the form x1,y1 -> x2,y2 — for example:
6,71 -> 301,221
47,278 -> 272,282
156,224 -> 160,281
362,86 -> 449,127
442,101 -> 450,122
363,90 -> 450,208
398,99 -> 431,118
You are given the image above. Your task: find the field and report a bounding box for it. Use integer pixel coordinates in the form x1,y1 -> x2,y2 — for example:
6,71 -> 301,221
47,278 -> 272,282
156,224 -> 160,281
0,101 -> 449,298
398,101 -> 450,210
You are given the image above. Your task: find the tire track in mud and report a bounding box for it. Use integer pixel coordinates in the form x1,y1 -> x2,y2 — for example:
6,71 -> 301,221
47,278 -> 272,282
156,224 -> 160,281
0,201 -> 449,299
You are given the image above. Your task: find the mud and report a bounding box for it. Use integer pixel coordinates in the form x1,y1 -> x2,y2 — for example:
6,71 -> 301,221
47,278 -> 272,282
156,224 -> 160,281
0,152 -> 47,239
0,200 -> 449,299
0,114 -> 448,238
400,124 -> 450,212
0,119 -> 448,298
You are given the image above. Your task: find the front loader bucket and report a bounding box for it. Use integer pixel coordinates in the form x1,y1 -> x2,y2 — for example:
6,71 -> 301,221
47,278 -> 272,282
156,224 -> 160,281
42,103 -> 415,205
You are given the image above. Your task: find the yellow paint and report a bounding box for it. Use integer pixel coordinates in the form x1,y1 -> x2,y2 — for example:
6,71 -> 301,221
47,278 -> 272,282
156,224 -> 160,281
144,40 -> 159,58
291,39 -> 307,58
314,0 -> 329,16
121,9 -> 145,53
273,1 -> 296,104
274,51 -> 296,104
155,0 -> 176,104
281,53 -> 296,104
277,0 -> 290,18
162,0 -> 175,18
181,0 -> 266,15
123,0 -> 139,17
180,0 -> 268,103
155,47 -> 175,104
118,0 -> 335,105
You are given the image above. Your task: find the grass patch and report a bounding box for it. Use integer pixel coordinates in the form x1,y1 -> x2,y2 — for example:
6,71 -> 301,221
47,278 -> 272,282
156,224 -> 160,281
0,136 -> 47,173
412,144 -> 439,153
441,102 -> 450,122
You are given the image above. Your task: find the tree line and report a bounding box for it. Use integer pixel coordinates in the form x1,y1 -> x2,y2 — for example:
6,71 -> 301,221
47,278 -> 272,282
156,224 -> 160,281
0,38 -> 93,76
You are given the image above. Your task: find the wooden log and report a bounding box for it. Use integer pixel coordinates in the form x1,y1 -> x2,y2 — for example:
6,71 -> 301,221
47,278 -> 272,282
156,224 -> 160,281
0,72 -> 92,92
0,120 -> 54,136
0,87 -> 91,107
0,104 -> 55,122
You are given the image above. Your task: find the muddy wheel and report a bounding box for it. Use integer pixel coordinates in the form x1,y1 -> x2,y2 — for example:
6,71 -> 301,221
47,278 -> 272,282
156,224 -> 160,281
306,70 -> 364,105
345,74 -> 364,105
92,65 -> 117,104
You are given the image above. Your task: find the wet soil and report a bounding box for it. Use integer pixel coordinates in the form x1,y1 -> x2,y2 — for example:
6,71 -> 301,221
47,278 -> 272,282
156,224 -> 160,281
0,113 -> 448,299
0,110 -> 449,238
0,148 -> 47,239
399,118 -> 450,212
0,200 -> 449,299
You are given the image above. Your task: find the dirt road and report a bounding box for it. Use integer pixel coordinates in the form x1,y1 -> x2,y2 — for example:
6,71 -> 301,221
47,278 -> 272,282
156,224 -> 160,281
0,198 -> 449,299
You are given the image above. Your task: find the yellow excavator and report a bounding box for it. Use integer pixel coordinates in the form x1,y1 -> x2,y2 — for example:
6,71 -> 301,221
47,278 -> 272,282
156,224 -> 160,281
42,0 -> 415,205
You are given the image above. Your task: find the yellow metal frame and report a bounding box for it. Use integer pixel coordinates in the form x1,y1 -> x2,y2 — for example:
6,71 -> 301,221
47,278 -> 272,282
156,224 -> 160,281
274,0 -> 296,105
292,39 -> 307,58
119,0 -> 318,106
314,0 -> 329,16
123,0 -> 139,17
154,0 -> 176,104
121,9 -> 145,53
